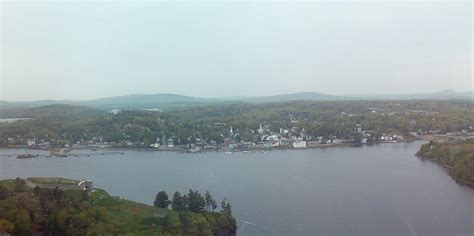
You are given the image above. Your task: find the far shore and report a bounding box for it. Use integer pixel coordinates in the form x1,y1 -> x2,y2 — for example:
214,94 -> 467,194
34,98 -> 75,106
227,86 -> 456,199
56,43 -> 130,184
0,139 -> 424,156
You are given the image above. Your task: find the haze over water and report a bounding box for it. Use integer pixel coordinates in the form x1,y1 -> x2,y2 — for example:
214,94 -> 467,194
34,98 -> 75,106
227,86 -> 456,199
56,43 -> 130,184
1,141 -> 473,235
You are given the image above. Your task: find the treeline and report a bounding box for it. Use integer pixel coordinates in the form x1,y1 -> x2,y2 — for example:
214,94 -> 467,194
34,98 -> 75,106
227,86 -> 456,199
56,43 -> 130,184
417,139 -> 474,186
0,178 -> 237,235
155,190 -> 225,213
154,190 -> 237,236
1,100 -> 473,146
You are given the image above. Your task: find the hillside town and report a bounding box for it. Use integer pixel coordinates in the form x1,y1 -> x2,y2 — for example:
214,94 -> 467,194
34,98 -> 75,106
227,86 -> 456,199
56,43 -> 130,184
1,100 -> 473,155
4,118 -> 474,154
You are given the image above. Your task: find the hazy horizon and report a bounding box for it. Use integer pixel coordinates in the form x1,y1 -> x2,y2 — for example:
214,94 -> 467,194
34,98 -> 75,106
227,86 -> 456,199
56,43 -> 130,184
1,89 -> 474,103
1,1 -> 472,101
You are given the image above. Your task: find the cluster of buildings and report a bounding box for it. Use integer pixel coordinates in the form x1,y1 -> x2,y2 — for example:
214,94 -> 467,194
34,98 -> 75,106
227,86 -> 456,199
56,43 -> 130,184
5,138 -> 52,149
6,111 -> 472,152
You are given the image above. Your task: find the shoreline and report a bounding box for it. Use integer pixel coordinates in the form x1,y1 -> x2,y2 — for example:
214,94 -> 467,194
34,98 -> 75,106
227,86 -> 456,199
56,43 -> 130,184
416,154 -> 474,188
0,139 -> 422,154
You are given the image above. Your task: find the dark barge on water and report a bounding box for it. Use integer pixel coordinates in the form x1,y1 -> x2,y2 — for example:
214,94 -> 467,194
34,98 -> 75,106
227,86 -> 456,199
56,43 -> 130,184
16,154 -> 39,159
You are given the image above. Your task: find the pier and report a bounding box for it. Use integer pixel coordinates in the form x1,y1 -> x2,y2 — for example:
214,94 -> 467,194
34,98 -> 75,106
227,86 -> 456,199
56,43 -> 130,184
0,152 -> 125,158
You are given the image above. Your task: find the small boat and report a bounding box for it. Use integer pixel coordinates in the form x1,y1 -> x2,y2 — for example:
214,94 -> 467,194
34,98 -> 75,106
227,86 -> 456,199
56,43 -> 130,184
225,151 -> 232,155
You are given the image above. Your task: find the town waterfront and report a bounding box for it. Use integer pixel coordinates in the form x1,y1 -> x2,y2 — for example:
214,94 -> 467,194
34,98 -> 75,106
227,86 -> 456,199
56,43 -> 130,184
0,141 -> 473,235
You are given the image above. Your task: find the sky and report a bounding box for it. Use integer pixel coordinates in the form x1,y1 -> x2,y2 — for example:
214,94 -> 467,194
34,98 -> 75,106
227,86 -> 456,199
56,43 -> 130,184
0,1 -> 472,101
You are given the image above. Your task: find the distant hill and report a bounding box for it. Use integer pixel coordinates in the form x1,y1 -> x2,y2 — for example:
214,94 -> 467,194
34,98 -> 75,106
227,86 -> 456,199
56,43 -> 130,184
1,90 -> 472,111
0,104 -> 102,119
74,93 -> 224,109
0,94 -> 232,111
240,92 -> 352,103
361,90 -> 473,100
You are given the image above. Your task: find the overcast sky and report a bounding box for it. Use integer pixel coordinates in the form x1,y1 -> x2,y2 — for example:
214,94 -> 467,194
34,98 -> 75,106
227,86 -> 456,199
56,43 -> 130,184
1,1 -> 472,101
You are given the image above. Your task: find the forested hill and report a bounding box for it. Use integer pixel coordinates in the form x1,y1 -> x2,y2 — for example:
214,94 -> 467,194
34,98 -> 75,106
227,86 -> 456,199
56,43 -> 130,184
1,90 -> 472,110
417,139 -> 474,186
0,100 -> 473,148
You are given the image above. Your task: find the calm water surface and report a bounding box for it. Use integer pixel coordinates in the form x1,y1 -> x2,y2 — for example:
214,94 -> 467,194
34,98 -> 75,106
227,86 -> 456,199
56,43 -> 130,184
1,141 -> 473,235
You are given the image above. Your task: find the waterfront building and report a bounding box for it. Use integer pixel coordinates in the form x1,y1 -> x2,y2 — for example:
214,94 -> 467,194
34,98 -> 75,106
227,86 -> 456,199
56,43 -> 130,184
293,140 -> 307,148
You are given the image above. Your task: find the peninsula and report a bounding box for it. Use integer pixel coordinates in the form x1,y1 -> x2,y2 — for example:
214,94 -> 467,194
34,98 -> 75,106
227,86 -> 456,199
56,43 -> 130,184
0,177 -> 237,235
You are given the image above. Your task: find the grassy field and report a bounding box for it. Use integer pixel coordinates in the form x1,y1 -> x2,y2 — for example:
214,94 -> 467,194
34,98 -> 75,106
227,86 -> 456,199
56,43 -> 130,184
90,189 -> 168,235
64,189 -> 86,202
27,177 -> 80,186
0,179 -> 15,190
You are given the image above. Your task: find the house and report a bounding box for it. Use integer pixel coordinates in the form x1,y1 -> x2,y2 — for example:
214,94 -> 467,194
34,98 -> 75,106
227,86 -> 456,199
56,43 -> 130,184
280,128 -> 289,135
279,138 -> 292,147
293,140 -> 307,148
224,138 -> 232,146
167,138 -> 174,148
27,139 -> 36,146
332,139 -> 342,144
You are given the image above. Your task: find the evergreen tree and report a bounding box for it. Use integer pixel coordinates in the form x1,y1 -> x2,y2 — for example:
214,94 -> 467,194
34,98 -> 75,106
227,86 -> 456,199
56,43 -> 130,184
154,191 -> 170,208
187,189 -> 206,213
205,191 -> 217,212
171,191 -> 185,210
221,198 -> 232,214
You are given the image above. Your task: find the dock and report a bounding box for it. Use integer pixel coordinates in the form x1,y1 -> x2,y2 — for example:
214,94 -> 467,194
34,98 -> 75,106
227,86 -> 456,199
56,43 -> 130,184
67,152 -> 125,157
1,152 -> 125,158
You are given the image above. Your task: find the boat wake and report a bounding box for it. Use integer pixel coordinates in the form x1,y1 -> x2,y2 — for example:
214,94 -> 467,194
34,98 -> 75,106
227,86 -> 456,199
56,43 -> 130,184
237,219 -> 277,235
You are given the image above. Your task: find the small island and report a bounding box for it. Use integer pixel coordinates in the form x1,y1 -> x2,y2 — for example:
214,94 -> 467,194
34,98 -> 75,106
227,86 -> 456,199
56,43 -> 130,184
0,177 -> 237,235
416,139 -> 474,186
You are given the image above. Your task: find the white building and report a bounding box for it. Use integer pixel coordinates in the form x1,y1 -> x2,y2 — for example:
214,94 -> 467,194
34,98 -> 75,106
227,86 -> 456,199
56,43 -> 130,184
108,109 -> 121,115
167,138 -> 174,148
293,140 -> 307,148
27,139 -> 36,146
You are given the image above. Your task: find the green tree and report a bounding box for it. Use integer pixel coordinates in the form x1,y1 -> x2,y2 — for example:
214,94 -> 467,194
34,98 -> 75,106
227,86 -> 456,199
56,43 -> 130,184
154,191 -> 170,208
163,212 -> 181,234
0,186 -> 7,200
13,178 -> 26,192
171,191 -> 185,210
0,219 -> 14,236
221,198 -> 232,214
187,190 -> 206,213
205,191 -> 217,212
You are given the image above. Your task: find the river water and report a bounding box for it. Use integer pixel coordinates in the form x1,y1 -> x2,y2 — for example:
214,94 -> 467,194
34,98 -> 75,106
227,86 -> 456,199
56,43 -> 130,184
0,141 -> 473,235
